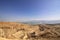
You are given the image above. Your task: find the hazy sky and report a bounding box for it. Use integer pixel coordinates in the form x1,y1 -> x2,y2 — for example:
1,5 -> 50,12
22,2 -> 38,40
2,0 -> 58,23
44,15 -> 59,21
0,0 -> 60,22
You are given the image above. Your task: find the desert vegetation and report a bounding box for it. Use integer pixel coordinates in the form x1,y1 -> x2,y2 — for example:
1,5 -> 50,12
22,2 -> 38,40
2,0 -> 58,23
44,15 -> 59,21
0,22 -> 60,40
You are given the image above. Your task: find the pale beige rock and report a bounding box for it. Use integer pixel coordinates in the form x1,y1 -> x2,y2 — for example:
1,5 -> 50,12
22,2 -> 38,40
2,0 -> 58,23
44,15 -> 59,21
0,22 -> 60,40
0,29 -> 5,37
12,31 -> 25,39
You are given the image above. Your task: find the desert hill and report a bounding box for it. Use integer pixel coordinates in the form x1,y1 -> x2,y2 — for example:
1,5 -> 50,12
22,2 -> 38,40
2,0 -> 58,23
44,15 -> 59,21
0,22 -> 60,40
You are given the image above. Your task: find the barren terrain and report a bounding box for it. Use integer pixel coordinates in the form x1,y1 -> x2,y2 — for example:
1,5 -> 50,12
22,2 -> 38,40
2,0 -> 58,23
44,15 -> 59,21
0,22 -> 60,40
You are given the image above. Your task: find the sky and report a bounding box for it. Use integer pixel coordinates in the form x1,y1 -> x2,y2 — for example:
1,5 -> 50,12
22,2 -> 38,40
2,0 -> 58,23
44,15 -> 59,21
0,0 -> 60,22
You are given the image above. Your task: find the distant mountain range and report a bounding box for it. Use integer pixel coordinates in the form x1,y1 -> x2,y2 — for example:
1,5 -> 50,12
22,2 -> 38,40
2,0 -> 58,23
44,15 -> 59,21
22,20 -> 60,24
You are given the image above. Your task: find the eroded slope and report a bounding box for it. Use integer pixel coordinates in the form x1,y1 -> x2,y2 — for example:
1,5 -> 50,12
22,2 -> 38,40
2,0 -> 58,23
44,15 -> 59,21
0,22 -> 60,40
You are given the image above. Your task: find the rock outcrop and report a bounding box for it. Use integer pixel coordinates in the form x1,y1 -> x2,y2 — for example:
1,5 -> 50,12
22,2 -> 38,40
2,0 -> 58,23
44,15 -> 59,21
0,22 -> 60,40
